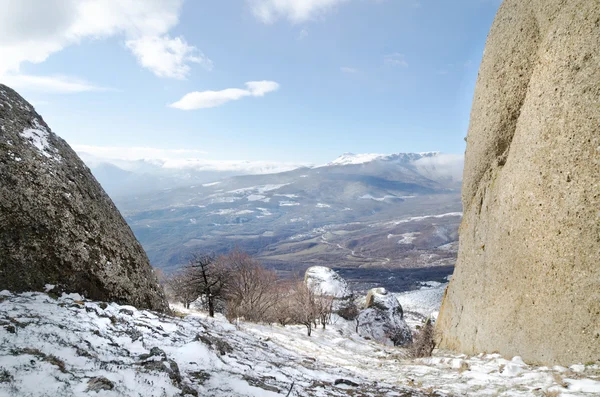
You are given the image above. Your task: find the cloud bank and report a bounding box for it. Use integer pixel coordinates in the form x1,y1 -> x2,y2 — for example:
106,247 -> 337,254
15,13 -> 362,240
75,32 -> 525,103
413,153 -> 464,182
74,144 -> 306,175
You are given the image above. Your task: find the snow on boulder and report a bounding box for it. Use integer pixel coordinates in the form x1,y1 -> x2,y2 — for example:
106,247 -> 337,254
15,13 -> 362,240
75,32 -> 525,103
304,266 -> 352,299
357,287 -> 412,347
366,287 -> 402,317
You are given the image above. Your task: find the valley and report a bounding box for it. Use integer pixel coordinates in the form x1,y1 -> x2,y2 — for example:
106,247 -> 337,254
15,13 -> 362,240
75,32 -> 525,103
102,152 -> 463,287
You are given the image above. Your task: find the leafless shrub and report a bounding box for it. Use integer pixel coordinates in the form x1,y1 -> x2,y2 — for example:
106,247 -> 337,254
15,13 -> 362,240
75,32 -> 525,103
408,318 -> 436,358
165,267 -> 200,309
282,281 -> 336,335
314,291 -> 334,330
289,281 -> 319,336
220,249 -> 280,323
336,299 -> 359,321
270,279 -> 297,326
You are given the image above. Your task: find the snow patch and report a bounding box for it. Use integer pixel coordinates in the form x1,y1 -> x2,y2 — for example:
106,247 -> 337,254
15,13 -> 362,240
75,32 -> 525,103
305,266 -> 352,299
279,201 -> 300,207
20,119 -> 61,161
247,194 -> 268,202
398,232 -> 419,244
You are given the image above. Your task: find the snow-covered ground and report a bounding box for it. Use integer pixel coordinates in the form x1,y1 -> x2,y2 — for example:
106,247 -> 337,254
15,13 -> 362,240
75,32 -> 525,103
394,281 -> 448,329
1,290 -> 599,397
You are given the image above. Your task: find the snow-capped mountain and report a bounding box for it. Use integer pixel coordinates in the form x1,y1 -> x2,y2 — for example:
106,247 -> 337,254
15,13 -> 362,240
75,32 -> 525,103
324,152 -> 439,167
81,152 -> 463,198
108,152 -> 463,273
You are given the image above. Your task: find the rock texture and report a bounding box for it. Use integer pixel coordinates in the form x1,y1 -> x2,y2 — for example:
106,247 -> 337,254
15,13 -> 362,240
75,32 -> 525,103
304,266 -> 352,299
0,84 -> 168,312
358,288 -> 411,346
436,0 -> 600,365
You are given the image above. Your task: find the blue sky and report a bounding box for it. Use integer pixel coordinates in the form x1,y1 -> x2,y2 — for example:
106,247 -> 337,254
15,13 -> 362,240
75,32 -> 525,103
0,0 -> 501,166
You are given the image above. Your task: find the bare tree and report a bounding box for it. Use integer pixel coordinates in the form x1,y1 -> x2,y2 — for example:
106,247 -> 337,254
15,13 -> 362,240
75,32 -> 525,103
336,298 -> 359,320
186,253 -> 228,317
220,249 -> 279,323
165,268 -> 199,309
314,290 -> 334,330
290,281 -> 319,336
269,279 -> 296,326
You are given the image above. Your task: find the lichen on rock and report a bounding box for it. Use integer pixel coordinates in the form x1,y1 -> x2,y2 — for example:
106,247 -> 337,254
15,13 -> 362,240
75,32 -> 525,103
0,84 -> 168,312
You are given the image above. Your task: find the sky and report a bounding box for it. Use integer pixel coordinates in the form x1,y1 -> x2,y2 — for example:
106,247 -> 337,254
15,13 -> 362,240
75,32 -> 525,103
0,0 -> 502,166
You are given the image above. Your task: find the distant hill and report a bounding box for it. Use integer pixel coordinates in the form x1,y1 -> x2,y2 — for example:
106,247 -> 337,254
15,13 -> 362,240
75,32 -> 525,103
103,152 -> 463,273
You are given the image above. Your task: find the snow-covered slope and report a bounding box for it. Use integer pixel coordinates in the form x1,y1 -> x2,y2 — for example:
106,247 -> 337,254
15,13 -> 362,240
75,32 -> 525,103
2,290 -> 599,397
0,291 -> 424,397
394,281 -> 448,329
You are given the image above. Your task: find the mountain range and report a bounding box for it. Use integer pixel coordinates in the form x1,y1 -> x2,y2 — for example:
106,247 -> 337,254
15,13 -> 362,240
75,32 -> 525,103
94,152 -> 463,276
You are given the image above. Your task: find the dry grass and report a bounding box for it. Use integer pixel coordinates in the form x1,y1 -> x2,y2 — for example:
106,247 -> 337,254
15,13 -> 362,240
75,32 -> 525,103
409,319 -> 435,358
542,390 -> 561,397
552,373 -> 568,388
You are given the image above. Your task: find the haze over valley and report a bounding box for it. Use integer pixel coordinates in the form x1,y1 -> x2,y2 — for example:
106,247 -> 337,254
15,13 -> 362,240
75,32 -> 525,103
87,151 -> 463,290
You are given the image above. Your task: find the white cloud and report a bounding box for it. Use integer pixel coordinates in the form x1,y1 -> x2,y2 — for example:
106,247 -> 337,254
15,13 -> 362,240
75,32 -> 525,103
159,158 -> 304,173
169,81 -> 280,110
0,0 -> 207,86
384,53 -> 408,67
0,74 -> 112,93
74,144 -> 306,174
126,36 -> 213,80
341,66 -> 358,73
73,145 -> 208,162
413,154 -> 464,182
249,0 -> 349,23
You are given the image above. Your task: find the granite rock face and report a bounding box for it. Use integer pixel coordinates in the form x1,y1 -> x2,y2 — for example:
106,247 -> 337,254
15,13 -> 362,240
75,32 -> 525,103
0,85 -> 168,312
436,1 -> 600,364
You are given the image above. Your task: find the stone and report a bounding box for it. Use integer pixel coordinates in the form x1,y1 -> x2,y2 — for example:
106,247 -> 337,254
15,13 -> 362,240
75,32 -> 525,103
334,379 -> 359,387
365,287 -> 403,318
0,85 -> 168,312
138,347 -> 182,385
436,0 -> 600,365
195,333 -> 233,356
357,288 -> 411,346
86,376 -> 114,392
304,266 -> 352,299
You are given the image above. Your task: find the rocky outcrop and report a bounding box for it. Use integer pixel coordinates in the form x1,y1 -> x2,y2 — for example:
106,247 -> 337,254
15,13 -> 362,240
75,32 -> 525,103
304,266 -> 352,299
357,288 -> 411,346
365,287 -> 403,317
0,84 -> 168,312
436,0 -> 600,364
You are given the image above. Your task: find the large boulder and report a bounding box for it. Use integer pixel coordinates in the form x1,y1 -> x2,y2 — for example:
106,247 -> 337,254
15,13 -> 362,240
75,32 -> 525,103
0,85 -> 168,312
304,266 -> 351,299
366,287 -> 403,318
436,0 -> 600,364
357,288 -> 411,346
